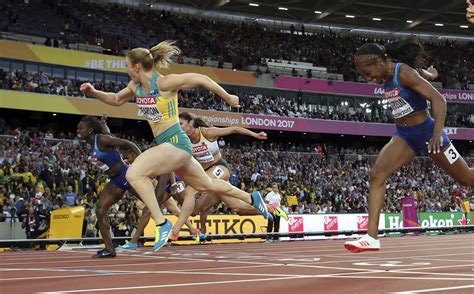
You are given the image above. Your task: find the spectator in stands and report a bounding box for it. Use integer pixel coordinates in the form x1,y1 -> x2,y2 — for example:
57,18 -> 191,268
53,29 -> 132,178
62,185 -> 77,207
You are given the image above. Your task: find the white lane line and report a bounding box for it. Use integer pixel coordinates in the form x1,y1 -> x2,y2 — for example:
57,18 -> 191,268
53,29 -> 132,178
392,264 -> 474,272
391,284 -> 474,293
35,273 -> 474,293
0,267 -> 304,279
0,260 -> 204,271
36,276 -> 312,293
0,257 -> 154,266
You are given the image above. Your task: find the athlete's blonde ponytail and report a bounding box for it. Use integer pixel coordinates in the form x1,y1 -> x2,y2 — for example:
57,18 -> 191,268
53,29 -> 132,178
149,40 -> 181,70
126,40 -> 181,71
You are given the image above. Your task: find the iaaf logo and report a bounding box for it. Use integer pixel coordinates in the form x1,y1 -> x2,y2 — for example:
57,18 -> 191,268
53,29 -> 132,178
374,87 -> 385,95
323,216 -> 338,231
136,96 -> 156,105
288,216 -> 304,232
357,215 -> 369,230
192,144 -> 209,153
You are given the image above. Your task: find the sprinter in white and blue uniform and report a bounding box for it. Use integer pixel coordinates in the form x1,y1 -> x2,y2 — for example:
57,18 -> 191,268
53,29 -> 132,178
344,38 -> 474,253
77,116 -> 141,258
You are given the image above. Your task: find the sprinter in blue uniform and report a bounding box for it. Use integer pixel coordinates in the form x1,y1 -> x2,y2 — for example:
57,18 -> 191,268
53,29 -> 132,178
77,115 -> 141,258
344,38 -> 474,253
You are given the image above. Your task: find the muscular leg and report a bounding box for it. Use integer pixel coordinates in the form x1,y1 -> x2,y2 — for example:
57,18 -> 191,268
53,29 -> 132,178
195,193 -> 220,234
219,196 -> 273,215
430,144 -> 474,187
172,164 -> 228,235
175,157 -> 255,205
130,206 -> 151,244
95,184 -> 124,253
163,196 -> 197,235
126,143 -> 191,225
170,186 -> 197,236
367,136 -> 416,239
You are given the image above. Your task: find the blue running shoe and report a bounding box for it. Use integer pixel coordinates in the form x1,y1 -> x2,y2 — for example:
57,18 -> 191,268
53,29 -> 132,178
199,233 -> 208,242
117,241 -> 138,250
153,219 -> 172,252
251,191 -> 268,219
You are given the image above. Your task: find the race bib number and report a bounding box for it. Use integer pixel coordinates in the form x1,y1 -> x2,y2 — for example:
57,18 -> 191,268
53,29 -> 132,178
193,143 -> 215,163
385,88 -> 414,118
443,144 -> 460,165
212,166 -> 225,179
136,96 -> 163,123
91,156 -> 109,172
170,181 -> 185,195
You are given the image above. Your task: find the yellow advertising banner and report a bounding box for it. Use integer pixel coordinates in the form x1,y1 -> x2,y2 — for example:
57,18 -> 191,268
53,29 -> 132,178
0,40 -> 256,85
48,206 -> 85,239
144,214 -> 268,244
0,90 -> 248,127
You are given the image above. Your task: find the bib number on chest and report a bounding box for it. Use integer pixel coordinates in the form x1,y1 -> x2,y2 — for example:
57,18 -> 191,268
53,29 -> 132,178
136,96 -> 163,123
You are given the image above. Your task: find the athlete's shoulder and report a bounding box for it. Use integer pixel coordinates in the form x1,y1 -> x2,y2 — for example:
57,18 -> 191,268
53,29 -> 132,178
397,64 -> 421,87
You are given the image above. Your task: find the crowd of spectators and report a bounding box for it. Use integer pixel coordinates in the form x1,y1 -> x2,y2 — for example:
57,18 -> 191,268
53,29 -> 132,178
0,0 -> 472,88
1,69 -> 473,128
1,128 -> 471,239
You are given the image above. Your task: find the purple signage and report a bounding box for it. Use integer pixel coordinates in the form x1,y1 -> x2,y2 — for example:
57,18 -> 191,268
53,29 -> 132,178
275,76 -> 474,104
238,114 -> 474,141
401,197 -> 420,235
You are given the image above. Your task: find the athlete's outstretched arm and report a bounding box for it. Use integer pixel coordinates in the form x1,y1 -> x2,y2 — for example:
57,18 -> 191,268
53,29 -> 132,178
100,135 -> 141,157
202,126 -> 267,141
80,81 -> 135,106
159,73 -> 240,107
398,64 -> 446,154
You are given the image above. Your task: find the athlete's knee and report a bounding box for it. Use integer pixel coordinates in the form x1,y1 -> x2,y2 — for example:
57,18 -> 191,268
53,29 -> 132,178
370,165 -> 389,184
233,208 -> 244,215
126,167 -> 150,185
96,204 -> 108,218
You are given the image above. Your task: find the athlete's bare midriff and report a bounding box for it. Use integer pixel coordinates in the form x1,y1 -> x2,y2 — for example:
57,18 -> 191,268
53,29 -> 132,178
201,153 -> 222,171
149,119 -> 179,137
394,108 -> 430,127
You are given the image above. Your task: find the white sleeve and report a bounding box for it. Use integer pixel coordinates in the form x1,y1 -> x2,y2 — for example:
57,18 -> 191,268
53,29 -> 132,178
265,192 -> 272,202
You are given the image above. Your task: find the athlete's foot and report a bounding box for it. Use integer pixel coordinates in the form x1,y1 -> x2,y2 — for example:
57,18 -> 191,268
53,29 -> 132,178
344,235 -> 381,253
192,229 -> 201,244
117,241 -> 138,250
251,191 -> 268,218
153,219 -> 172,252
169,230 -> 179,241
92,248 -> 116,258
273,207 -> 289,221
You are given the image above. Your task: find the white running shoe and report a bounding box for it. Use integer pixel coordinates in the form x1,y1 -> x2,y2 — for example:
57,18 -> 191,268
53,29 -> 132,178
344,235 -> 381,253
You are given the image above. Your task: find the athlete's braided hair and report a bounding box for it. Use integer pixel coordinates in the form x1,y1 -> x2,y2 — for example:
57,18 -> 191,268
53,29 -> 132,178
80,116 -> 108,134
355,37 -> 427,69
